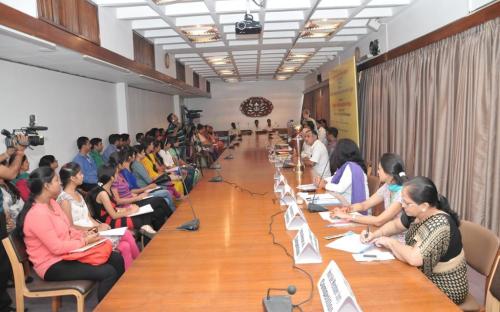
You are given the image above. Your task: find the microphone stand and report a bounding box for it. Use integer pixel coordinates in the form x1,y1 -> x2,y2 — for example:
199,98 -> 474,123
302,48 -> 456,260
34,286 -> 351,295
307,140 -> 336,213
165,136 -> 200,231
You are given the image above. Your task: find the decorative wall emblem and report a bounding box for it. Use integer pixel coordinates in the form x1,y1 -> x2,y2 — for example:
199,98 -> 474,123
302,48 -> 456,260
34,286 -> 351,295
239,97 -> 273,117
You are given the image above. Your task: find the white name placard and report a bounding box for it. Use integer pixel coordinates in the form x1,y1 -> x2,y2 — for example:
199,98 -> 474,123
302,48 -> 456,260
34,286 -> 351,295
280,183 -> 296,206
274,168 -> 281,180
292,224 -> 322,264
317,260 -> 362,312
284,202 -> 306,231
274,174 -> 286,193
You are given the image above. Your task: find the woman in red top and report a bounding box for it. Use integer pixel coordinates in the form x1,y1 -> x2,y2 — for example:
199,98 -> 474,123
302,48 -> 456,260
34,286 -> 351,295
17,167 -> 124,302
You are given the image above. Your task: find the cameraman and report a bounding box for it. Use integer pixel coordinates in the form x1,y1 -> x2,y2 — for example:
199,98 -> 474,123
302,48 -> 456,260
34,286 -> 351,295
166,113 -> 186,160
0,136 -> 27,312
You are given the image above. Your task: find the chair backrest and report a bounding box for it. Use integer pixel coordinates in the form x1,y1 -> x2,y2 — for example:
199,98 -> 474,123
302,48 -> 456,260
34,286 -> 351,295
2,234 -> 28,291
485,254 -> 500,312
8,232 -> 29,264
367,175 -> 380,196
459,220 -> 499,276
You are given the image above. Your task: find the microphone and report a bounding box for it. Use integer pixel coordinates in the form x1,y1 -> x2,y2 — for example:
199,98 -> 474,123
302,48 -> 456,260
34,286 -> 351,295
307,141 -> 336,213
262,285 -> 296,312
165,137 -> 200,231
209,168 -> 223,183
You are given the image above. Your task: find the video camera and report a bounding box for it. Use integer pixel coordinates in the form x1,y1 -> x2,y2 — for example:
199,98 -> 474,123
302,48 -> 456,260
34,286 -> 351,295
1,115 -> 48,148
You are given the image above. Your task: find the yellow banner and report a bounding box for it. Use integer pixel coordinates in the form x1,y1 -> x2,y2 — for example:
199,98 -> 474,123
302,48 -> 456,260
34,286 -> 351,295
328,56 -> 359,146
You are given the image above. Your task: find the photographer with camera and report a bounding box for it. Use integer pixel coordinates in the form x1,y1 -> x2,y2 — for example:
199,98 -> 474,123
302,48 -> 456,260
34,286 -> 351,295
0,135 -> 28,312
166,113 -> 186,160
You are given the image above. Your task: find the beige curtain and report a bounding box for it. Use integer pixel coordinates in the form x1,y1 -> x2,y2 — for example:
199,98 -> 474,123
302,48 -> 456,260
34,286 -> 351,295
359,18 -> 500,235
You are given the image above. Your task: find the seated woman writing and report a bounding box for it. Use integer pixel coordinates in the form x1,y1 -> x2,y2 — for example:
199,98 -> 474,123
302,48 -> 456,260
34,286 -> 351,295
86,165 -> 158,237
331,153 -> 406,227
57,162 -> 139,270
315,138 -> 369,208
360,176 -> 468,304
16,167 -> 125,302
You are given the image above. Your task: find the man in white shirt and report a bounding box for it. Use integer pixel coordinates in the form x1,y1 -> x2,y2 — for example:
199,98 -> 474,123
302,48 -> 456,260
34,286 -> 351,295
302,129 -> 331,178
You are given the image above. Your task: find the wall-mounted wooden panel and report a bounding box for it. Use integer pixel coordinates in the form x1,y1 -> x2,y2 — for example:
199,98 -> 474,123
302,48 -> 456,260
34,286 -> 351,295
176,60 -> 186,82
37,0 -> 99,45
78,0 -> 100,44
133,32 -> 155,69
193,72 -> 200,88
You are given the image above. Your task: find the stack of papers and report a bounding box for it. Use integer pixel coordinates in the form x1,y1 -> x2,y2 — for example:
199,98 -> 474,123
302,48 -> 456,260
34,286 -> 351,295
70,238 -> 107,253
326,233 -> 373,253
297,192 -> 341,206
352,249 -> 395,262
128,204 -> 154,217
296,184 -> 317,192
99,227 -> 127,237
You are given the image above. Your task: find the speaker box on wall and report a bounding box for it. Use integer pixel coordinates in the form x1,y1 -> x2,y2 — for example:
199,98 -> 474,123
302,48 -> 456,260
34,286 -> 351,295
316,74 -> 322,83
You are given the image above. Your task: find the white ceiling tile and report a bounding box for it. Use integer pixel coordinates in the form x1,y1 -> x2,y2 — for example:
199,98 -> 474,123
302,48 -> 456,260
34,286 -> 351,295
223,25 -> 236,33
337,28 -> 368,35
203,52 -> 228,56
175,53 -> 199,58
233,54 -> 257,59
196,42 -> 225,47
261,49 -> 287,54
368,0 -> 411,6
215,0 -> 260,12
162,43 -> 191,50
311,9 -> 350,19
329,35 -> 358,41
263,31 -> 296,38
319,47 -> 344,51
116,6 -> 158,19
264,22 -> 301,31
163,2 -> 209,16
266,0 -> 311,10
226,34 -> 236,40
144,29 -> 178,37
229,40 -> 259,46
263,38 -> 292,44
318,0 -> 362,8
291,48 -> 315,52
355,7 -> 394,18
220,13 -> 259,24
232,50 -> 258,55
154,37 -> 186,44
131,19 -> 169,29
265,11 -> 304,21
175,15 -> 214,26
344,19 -> 368,27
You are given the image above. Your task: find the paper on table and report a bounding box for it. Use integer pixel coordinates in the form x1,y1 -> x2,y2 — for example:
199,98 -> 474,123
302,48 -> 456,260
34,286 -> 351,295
70,238 -> 107,253
326,233 -> 373,254
128,204 -> 154,217
99,227 -> 127,237
296,184 -> 317,191
352,249 -> 395,262
297,193 -> 341,206
319,211 -> 362,224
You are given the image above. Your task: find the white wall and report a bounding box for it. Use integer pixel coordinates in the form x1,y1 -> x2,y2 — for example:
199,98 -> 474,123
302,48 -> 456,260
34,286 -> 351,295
0,0 -> 37,17
305,0 -> 474,88
98,7 -> 134,60
155,45 -> 177,78
127,87 -> 174,140
0,59 -> 118,166
184,80 -> 303,131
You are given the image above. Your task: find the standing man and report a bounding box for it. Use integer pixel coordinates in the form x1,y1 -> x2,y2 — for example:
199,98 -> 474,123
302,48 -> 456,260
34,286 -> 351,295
0,136 -> 27,312
302,109 -> 317,132
73,136 -> 98,192
166,113 -> 186,160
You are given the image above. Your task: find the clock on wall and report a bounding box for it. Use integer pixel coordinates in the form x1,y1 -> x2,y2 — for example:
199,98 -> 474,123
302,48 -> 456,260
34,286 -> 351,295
164,53 -> 171,68
240,97 -> 274,117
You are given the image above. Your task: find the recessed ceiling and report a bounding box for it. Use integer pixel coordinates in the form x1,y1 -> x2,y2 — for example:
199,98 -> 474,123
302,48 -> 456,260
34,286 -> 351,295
92,0 -> 415,82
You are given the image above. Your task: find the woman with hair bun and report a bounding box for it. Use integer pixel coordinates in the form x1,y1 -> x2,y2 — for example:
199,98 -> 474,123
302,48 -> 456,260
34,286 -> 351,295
331,153 -> 407,226
361,176 -> 468,304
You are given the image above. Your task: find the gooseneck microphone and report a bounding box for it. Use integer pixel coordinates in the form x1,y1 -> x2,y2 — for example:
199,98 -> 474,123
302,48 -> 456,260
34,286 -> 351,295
165,136 -> 200,231
307,140 -> 336,213
263,285 -> 297,312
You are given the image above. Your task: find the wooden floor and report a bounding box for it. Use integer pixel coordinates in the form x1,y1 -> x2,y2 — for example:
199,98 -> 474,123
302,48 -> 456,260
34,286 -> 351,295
95,134 -> 459,312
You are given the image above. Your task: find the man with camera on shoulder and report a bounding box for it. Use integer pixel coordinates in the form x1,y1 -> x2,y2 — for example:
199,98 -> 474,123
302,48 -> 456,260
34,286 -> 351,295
0,135 -> 28,312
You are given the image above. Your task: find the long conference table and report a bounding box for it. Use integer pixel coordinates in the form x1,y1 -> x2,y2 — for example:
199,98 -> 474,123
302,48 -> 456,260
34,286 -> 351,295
95,134 -> 459,311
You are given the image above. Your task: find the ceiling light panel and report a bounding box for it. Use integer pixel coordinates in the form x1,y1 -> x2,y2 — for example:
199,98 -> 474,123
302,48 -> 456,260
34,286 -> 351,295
116,6 -> 158,19
180,25 -> 221,43
132,19 -> 169,29
298,38 -> 326,42
175,15 -> 214,26
300,19 -> 342,38
265,11 -> 304,21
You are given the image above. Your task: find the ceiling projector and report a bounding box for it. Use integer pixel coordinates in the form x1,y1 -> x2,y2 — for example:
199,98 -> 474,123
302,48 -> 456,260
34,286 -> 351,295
235,13 -> 262,35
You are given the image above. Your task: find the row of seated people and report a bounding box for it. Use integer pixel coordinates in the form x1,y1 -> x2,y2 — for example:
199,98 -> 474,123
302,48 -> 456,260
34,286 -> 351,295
297,114 -> 468,305
0,131 -> 201,307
